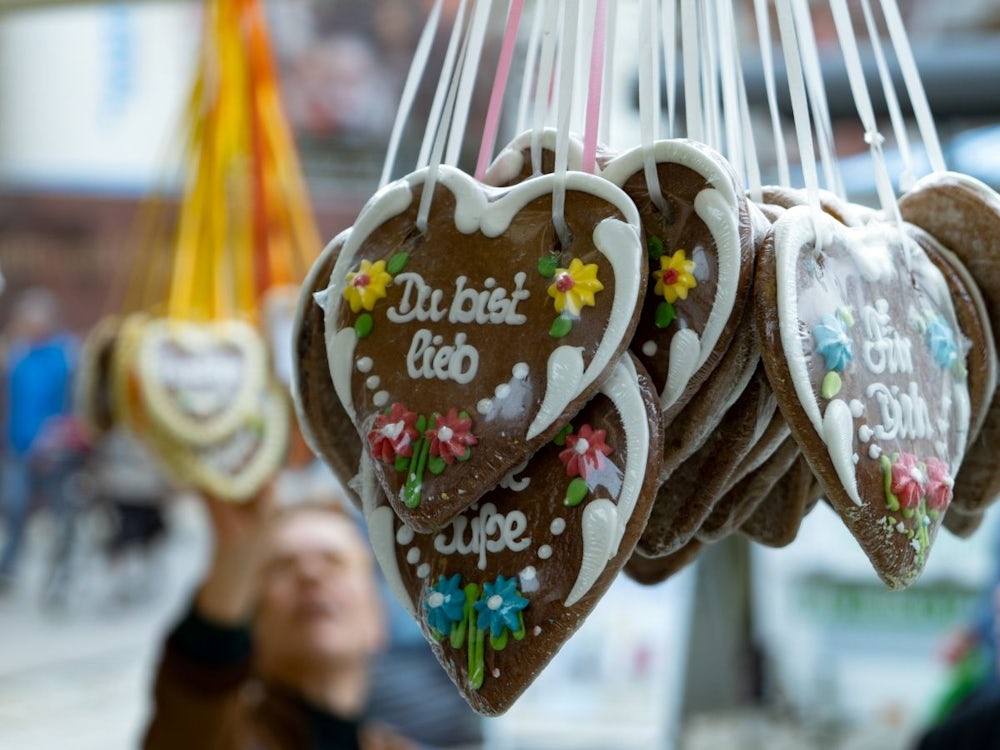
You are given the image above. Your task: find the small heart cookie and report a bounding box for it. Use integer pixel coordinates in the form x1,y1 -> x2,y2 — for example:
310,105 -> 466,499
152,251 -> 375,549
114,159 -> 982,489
136,318 -> 268,446
75,315 -> 121,436
757,207 -> 971,586
292,230 -> 364,505
624,538 -> 703,586
740,454 -> 820,548
361,354 -> 662,715
697,416 -> 792,543
637,363 -> 777,557
483,128 -> 584,188
322,166 -> 645,532
601,139 -> 756,419
151,381 -> 290,502
900,173 -> 1000,514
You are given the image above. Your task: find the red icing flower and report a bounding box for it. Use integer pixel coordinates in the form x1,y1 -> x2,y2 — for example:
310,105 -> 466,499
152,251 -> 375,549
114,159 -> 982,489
890,452 -> 927,511
924,457 -> 954,512
427,409 -> 477,464
559,424 -> 612,479
368,403 -> 419,464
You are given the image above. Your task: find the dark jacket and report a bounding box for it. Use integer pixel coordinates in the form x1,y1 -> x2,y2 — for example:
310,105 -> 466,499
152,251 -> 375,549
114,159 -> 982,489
143,606 -> 414,750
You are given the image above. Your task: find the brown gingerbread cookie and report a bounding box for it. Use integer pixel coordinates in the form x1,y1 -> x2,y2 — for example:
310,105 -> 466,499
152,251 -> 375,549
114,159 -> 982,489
320,166 -> 646,532
292,230 -> 364,506
900,173 -> 1000,515
363,354 -> 662,715
759,185 -> 874,227
601,139 -> 756,424
637,362 -> 777,557
756,207 -> 971,587
942,503 -> 985,538
740,453 -> 821,548
624,538 -> 703,586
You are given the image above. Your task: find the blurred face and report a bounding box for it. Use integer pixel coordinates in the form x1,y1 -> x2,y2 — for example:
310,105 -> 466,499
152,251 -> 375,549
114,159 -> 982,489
254,510 -> 384,675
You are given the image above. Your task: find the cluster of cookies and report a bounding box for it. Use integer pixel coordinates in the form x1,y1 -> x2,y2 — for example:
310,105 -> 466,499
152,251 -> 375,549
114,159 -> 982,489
292,126 -> 1000,714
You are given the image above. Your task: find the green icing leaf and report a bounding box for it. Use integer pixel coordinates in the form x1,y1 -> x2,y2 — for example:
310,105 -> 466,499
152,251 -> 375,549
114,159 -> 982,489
553,424 -> 573,446
821,371 -> 842,399
647,235 -> 665,262
836,306 -> 855,328
537,256 -> 558,278
655,301 -> 676,329
354,313 -> 373,338
550,316 -> 572,338
428,455 -> 447,475
457,446 -> 472,463
387,252 -> 410,275
394,455 -> 410,473
564,477 -> 589,507
880,454 -> 900,512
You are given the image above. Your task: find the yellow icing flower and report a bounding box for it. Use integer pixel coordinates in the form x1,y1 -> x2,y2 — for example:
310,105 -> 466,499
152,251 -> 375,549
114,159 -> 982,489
343,259 -> 393,313
548,259 -> 604,317
654,249 -> 697,304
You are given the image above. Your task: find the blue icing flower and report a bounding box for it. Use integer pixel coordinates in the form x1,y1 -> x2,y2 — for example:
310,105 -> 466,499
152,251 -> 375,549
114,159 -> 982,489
926,315 -> 958,370
425,574 -> 466,635
812,313 -> 854,372
474,575 -> 528,639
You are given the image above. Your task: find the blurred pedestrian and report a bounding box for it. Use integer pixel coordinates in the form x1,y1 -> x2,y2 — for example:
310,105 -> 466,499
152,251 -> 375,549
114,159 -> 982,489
0,288 -> 78,591
143,481 -> 415,750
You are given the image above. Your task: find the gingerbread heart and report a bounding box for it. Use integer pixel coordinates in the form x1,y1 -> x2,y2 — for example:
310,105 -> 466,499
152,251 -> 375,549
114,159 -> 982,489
321,166 -> 645,532
601,139 -> 756,419
75,315 -> 121,436
292,230 -> 365,507
900,172 -> 1000,514
483,128 -> 584,188
698,433 -> 798,543
740,453 -> 820,548
109,312 -> 152,432
942,503 -> 985,538
757,207 -> 971,587
150,381 -> 289,502
637,362 -> 777,557
360,354 -> 662,715
624,538 -> 703,586
136,318 -> 268,446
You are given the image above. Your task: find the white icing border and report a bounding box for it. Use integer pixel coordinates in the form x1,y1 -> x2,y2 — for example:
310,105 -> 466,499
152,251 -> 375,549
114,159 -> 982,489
600,139 -> 744,411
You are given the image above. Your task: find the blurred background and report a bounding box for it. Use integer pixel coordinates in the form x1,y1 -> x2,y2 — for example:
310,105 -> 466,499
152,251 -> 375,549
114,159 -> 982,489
1,1 -> 1000,748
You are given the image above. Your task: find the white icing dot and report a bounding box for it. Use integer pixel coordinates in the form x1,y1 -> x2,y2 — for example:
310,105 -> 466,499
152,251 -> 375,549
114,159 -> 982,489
849,400 -> 865,418
396,526 -> 414,545
492,668 -> 501,678
495,384 -> 511,399
432,335 -> 443,346
869,444 -> 883,459
366,375 -> 380,390
417,564 -> 430,579
406,548 -> 420,565
437,426 -> 454,442
538,545 -> 553,560
852,453 -> 859,464
373,391 -> 389,407
486,594 -> 504,611
521,566 -> 536,580
427,592 -> 445,608
532,626 -> 542,636
356,357 -> 373,373
512,363 -> 529,381
550,518 -> 566,536
574,438 -> 590,455
642,340 -> 658,357
858,425 -> 873,442
485,277 -> 496,289
876,298 -> 889,314
477,399 -> 492,415
897,522 -> 906,533
891,385 -> 899,396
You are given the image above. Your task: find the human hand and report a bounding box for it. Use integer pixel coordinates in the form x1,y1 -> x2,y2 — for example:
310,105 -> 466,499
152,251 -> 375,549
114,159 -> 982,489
195,482 -> 276,626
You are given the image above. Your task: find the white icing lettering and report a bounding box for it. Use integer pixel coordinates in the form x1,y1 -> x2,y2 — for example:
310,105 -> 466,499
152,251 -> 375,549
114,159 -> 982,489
866,381 -> 933,440
499,461 -> 531,492
387,272 -> 530,327
405,330 -> 479,384
432,502 -> 531,570
860,303 -> 914,375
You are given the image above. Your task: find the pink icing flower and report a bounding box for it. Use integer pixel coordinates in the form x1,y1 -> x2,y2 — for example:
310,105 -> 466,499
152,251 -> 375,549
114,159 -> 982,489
890,452 -> 927,511
368,403 -> 419,464
559,424 -> 612,479
924,457 -> 954,512
427,409 -> 477,465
